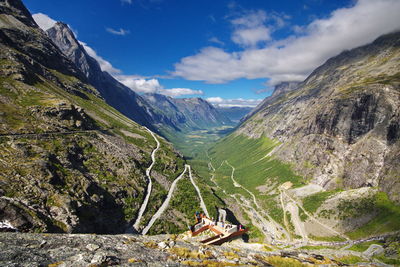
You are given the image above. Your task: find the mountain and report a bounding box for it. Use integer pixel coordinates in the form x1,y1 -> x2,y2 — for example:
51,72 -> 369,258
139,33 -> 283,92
44,21 -> 163,130
241,81 -> 299,122
215,106 -> 253,122
45,22 -> 233,141
0,0 -> 220,234
238,32 -> 400,198
208,31 -> 400,242
143,93 -> 232,131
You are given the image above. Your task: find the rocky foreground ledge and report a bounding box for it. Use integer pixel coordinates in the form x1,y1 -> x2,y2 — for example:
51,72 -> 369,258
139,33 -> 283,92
0,232 -> 392,266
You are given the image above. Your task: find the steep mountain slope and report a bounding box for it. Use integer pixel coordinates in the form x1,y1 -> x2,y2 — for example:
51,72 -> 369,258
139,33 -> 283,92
208,32 -> 400,242
242,82 -> 299,122
216,106 -> 253,122
44,22 -> 166,131
143,93 -> 232,132
0,0 -> 220,234
45,22 -> 233,143
238,32 -> 400,199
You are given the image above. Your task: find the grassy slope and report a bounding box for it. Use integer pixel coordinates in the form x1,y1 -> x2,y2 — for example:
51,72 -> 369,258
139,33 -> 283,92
204,134 -> 305,239
0,46 -> 196,233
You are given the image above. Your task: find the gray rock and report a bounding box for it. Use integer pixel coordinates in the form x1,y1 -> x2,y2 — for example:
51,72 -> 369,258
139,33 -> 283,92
86,243 -> 100,251
158,241 -> 168,249
363,244 -> 384,257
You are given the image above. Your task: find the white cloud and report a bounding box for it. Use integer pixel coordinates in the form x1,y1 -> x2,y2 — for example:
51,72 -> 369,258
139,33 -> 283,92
159,88 -> 203,97
115,76 -> 203,96
174,0 -> 400,85
79,41 -> 122,74
209,37 -> 225,46
231,10 -> 267,28
232,26 -> 271,46
106,27 -> 130,36
115,77 -> 162,93
121,0 -> 132,4
206,97 -> 262,107
32,13 -> 56,31
231,10 -> 271,47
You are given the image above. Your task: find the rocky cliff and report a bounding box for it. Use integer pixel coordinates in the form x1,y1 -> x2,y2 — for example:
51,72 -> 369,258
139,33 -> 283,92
0,0 -> 217,234
237,31 -> 400,202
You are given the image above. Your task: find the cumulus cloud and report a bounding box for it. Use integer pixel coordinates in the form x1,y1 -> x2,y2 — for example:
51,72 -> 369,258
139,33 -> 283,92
32,13 -> 56,31
173,0 -> 400,85
114,76 -> 202,96
232,27 -> 271,47
106,27 -> 130,36
206,97 -> 262,107
231,10 -> 271,47
115,76 -> 162,93
159,88 -> 203,97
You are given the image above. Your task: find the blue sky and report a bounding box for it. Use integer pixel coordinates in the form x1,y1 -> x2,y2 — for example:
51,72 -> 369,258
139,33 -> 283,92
25,0 -> 400,107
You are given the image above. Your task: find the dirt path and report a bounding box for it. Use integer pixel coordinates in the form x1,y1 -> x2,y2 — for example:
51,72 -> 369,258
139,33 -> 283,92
188,165 -> 209,217
141,165 -> 189,235
286,201 -> 308,241
130,127 -> 160,232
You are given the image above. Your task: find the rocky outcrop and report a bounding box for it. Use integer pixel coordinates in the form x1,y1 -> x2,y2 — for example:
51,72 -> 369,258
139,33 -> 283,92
237,31 -> 400,202
0,232 -> 389,266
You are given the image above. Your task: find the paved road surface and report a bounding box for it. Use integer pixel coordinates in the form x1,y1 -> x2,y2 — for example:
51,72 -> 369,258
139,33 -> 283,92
141,165 -> 189,235
131,127 -> 160,232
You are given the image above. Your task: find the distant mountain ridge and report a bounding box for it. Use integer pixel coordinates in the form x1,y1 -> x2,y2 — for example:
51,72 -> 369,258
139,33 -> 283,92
45,22 -> 164,130
215,106 -> 253,122
143,93 -> 232,132
45,22 -> 232,137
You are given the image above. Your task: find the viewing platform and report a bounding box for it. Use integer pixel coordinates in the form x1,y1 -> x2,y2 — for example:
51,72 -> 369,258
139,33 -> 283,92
190,214 -> 248,245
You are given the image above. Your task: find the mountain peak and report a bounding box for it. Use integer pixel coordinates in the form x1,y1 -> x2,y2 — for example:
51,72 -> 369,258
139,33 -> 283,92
46,22 -> 82,57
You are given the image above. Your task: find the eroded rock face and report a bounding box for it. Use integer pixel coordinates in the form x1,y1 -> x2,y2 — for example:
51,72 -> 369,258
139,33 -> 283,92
237,32 -> 400,202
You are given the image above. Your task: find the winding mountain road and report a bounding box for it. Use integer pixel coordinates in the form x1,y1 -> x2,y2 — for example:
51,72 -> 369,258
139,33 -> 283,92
282,190 -> 350,241
188,165 -> 209,217
131,127 -> 160,232
141,164 -> 189,235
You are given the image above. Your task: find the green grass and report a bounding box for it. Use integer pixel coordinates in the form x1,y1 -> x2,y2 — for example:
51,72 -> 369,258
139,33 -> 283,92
374,255 -> 400,265
207,134 -> 305,227
348,240 -> 385,252
210,134 -> 304,192
302,189 -> 342,214
346,192 -> 400,239
335,255 -> 364,265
